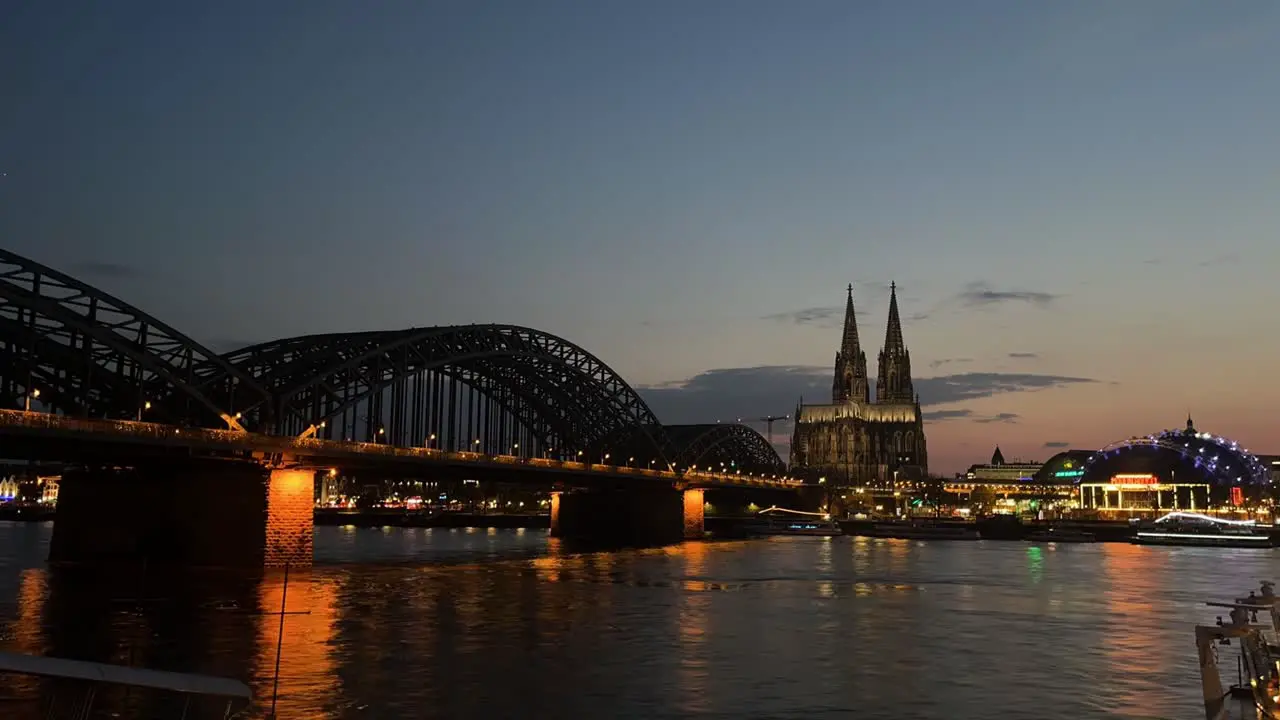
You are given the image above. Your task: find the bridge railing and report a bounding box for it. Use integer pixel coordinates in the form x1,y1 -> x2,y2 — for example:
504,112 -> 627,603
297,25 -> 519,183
0,410 -> 804,488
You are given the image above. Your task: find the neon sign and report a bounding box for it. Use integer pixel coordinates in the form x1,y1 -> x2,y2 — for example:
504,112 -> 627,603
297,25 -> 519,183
1112,473 -> 1157,485
1054,470 -> 1084,478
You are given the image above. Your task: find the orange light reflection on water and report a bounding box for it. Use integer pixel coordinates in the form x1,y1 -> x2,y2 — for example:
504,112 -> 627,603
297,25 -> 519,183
251,570 -> 339,718
1097,543 -> 1169,717
676,541 -> 712,714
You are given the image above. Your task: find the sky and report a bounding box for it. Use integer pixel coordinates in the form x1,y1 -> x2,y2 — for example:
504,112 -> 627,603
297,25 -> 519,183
3,1 -> 1279,474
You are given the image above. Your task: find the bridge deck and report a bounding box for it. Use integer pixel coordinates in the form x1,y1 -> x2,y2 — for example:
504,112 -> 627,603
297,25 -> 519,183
0,410 -> 801,490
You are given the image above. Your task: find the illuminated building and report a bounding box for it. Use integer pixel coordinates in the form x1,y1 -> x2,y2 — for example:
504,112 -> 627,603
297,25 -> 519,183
38,475 -> 58,504
790,283 -> 928,486
1078,416 -> 1269,517
0,475 -> 17,501
1036,450 -> 1096,483
963,446 -> 1043,483
1257,455 -> 1280,484
945,446 -> 1075,514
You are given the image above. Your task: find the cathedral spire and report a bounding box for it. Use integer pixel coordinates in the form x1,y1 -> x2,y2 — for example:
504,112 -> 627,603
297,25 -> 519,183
832,284 -> 869,404
876,281 -> 915,404
841,284 -> 861,357
883,281 -> 905,354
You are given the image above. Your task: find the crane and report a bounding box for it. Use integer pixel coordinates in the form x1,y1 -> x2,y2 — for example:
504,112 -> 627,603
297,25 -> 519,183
737,414 -> 790,446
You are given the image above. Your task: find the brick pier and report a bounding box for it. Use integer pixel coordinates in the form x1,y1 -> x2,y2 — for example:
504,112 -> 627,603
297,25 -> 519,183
549,487 -> 706,545
51,460 -> 314,569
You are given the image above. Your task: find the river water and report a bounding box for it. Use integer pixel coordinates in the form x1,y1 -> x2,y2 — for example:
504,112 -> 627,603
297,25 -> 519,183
0,521 -> 1275,719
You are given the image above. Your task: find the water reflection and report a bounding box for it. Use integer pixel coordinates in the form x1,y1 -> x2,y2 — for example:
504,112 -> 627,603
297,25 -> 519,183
676,541 -> 710,714
1,524 -> 1276,719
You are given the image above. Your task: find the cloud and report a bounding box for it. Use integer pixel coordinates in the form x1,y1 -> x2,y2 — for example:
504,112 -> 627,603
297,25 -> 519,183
1007,352 -> 1038,359
1198,253 -> 1239,267
956,282 -> 1058,309
917,372 -> 1098,405
973,412 -> 1019,424
70,261 -> 143,279
763,306 -> 862,328
638,367 -> 1100,447
923,409 -> 973,421
1043,441 -> 1071,449
928,358 -> 973,369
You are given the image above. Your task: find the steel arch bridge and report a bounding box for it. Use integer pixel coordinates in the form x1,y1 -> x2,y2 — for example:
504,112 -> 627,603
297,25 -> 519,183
595,423 -> 787,477
0,249 -> 265,432
0,249 -> 784,471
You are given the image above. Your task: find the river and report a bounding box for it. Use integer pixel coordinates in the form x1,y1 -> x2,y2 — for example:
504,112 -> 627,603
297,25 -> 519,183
0,520 -> 1274,719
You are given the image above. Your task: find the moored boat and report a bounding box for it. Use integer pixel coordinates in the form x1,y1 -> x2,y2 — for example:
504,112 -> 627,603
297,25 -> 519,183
1193,583 -> 1280,719
745,506 -> 843,536
1025,527 -> 1096,543
1134,511 -> 1272,548
863,522 -> 980,540
0,651 -> 252,719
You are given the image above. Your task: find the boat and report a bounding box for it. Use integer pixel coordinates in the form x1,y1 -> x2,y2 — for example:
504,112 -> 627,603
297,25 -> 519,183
1025,527 -> 1096,543
863,522 -> 980,540
1134,511 -> 1273,548
745,507 -> 843,536
0,650 -> 252,719
1193,583 -> 1280,719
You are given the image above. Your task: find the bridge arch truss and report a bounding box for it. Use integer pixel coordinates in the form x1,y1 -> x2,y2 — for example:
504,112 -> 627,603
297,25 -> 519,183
203,325 -> 670,462
0,249 -> 264,430
596,423 -> 786,477
0,249 -> 789,474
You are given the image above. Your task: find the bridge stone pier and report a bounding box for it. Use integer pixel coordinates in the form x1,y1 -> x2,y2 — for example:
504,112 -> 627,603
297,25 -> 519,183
51,460 -> 313,569
549,487 -> 705,545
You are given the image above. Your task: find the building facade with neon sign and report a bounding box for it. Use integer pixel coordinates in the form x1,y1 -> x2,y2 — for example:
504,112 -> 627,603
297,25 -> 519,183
1076,416 -> 1268,517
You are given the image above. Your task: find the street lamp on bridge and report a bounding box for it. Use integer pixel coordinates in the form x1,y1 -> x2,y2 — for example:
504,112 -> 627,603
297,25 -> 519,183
426,433 -> 436,449
136,400 -> 151,422
24,388 -> 39,412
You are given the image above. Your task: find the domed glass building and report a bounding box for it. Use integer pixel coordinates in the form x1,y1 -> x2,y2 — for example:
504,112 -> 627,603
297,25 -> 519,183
1036,450 -> 1097,483
1077,416 -> 1269,516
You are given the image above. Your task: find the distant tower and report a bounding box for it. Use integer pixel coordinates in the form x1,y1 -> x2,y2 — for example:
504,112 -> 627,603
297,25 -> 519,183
876,282 -> 915,403
991,446 -> 1006,466
832,284 -> 869,404
1185,413 -> 1196,434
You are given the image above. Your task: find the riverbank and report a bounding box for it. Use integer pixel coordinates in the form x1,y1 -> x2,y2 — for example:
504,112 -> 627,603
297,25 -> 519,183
315,508 -> 550,528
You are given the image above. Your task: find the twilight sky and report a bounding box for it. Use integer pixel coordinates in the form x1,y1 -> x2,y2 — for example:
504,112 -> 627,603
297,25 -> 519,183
3,1 -> 1279,474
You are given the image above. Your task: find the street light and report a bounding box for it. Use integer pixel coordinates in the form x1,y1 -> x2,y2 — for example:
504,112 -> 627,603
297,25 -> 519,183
137,400 -> 151,422
24,388 -> 39,412
511,443 -> 519,457
427,433 -> 436,449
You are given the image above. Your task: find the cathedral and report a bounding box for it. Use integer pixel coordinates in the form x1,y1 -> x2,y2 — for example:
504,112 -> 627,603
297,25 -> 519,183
789,283 -> 928,485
